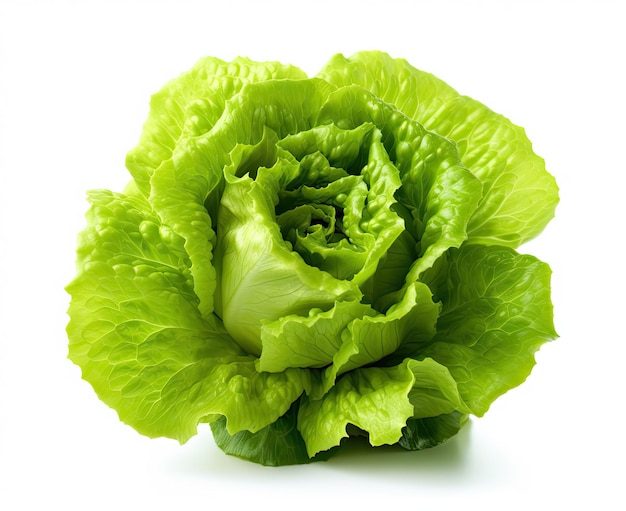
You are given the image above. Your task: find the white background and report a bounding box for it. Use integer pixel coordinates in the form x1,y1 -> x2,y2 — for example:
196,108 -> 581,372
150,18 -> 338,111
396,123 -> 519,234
1,0 -> 624,509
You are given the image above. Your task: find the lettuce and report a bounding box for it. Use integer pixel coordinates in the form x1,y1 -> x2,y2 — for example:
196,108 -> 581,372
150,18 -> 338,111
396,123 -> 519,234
66,51 -> 559,466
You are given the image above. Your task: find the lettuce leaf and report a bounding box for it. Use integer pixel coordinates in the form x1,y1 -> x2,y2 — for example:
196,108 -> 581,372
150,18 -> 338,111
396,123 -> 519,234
67,190 -> 308,440
419,244 -> 558,415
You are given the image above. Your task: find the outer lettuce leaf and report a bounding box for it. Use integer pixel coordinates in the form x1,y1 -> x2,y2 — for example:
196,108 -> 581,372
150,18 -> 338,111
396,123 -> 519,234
317,51 -> 460,127
425,98 -> 558,247
126,56 -> 307,196
67,190 -> 308,441
210,401 -> 336,466
400,412 -> 469,450
318,51 -> 559,248
420,244 -> 558,415
298,357 -> 469,457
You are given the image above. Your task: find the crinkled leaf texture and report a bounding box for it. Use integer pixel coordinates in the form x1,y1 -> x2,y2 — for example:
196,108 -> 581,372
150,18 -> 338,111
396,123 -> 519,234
67,52 -> 558,466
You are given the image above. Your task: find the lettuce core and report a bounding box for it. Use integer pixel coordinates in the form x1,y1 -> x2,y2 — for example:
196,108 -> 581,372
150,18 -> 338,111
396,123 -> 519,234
67,51 -> 558,466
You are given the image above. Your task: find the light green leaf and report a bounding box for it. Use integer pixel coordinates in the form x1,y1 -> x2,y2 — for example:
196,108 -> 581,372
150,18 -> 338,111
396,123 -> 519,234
420,244 -> 558,415
317,51 -> 459,126
298,358 -> 468,457
67,191 -> 307,441
298,363 -> 414,457
257,300 -> 375,373
126,56 -> 307,196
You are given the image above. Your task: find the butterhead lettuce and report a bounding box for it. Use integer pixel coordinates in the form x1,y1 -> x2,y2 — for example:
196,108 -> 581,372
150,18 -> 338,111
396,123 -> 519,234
66,51 -> 558,466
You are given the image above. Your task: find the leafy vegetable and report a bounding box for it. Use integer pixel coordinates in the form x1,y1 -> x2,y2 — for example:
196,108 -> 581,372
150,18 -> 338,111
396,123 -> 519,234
67,51 -> 558,466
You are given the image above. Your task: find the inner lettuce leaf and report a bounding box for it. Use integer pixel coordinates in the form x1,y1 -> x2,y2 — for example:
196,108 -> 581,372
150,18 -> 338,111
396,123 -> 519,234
67,51 -> 559,466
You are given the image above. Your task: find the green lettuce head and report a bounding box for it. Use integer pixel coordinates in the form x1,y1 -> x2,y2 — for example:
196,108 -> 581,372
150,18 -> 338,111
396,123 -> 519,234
66,51 -> 559,466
